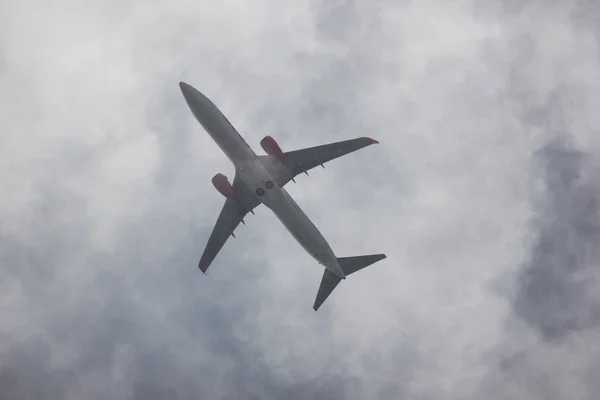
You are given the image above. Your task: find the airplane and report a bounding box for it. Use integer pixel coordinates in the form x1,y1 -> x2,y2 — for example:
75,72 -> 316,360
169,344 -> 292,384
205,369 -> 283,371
179,81 -> 386,311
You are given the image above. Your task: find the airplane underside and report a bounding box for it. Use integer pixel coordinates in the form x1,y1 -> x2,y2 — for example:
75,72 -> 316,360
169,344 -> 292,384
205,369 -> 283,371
179,81 -> 387,310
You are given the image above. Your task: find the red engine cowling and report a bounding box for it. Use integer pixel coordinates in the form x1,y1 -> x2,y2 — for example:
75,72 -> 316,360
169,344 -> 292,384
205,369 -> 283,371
212,173 -> 233,198
260,135 -> 283,158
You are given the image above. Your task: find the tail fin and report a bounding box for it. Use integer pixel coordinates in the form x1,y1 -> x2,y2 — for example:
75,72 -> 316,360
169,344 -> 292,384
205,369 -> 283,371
313,254 -> 386,311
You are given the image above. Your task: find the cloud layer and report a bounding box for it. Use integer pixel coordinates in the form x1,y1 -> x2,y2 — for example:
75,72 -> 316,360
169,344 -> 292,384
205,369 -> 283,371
2,0 -> 599,398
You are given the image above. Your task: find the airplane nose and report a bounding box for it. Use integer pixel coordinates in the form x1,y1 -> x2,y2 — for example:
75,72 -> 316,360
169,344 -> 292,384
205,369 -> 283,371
179,81 -> 209,106
179,81 -> 205,114
179,81 -> 194,99
178,82 -> 214,127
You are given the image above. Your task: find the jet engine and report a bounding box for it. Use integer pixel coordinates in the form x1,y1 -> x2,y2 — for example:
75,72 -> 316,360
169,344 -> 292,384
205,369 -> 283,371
260,135 -> 283,158
212,173 -> 233,198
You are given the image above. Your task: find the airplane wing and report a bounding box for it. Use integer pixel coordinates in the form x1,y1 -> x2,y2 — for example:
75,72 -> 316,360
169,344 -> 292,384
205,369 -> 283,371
258,137 -> 379,187
198,173 -> 260,273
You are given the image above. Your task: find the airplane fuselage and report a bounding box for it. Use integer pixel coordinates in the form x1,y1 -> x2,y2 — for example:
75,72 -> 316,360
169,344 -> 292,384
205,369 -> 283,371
180,82 -> 346,279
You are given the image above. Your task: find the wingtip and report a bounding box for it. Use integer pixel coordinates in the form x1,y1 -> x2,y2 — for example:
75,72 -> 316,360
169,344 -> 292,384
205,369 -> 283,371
364,137 -> 379,144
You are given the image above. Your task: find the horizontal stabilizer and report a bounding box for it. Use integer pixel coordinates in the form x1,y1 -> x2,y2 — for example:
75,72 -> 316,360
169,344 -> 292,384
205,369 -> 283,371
313,269 -> 342,311
338,254 -> 386,275
313,253 -> 386,311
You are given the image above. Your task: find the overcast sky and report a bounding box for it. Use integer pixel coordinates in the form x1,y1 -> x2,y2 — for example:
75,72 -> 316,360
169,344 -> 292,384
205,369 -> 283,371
1,0 -> 599,399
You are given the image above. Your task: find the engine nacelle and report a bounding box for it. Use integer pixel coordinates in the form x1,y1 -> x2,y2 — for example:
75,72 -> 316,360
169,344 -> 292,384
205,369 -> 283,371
212,173 -> 233,198
260,135 -> 283,158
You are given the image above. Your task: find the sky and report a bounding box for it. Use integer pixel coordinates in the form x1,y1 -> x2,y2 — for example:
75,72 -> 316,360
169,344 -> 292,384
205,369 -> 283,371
1,0 -> 599,399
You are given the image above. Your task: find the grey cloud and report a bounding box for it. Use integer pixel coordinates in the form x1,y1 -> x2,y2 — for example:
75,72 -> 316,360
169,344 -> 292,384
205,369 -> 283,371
514,138 -> 600,340
2,0 -> 600,399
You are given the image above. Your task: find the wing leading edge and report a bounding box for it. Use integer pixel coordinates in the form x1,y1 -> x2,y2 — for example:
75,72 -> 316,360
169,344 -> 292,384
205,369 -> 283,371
258,136 -> 379,187
198,173 -> 260,273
